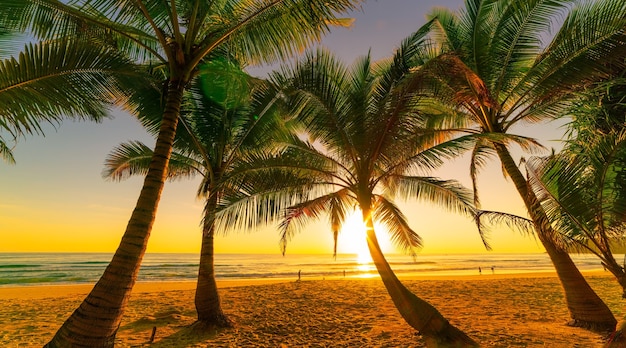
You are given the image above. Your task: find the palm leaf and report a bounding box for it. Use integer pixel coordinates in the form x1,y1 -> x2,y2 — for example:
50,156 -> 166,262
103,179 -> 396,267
0,136 -> 16,164
103,140 -> 200,181
469,139 -> 497,208
372,195 -> 422,257
390,175 -> 475,217
526,130 -> 626,247
510,0 -> 626,118
2,0 -> 162,62
278,194 -> 336,255
328,190 -> 351,258
475,209 -> 535,249
199,0 -> 363,66
0,39 -> 142,135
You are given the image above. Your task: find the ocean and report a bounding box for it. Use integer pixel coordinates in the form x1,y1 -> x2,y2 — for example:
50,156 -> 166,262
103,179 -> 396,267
0,252 -> 611,287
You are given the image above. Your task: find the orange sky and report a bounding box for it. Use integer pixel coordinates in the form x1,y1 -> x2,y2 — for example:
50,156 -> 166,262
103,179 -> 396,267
0,0 -> 558,255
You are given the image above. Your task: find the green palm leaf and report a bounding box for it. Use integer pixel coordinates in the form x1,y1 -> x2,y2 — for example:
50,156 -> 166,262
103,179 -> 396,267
527,130 -> 626,248
390,175 -> 475,217
0,39 -> 144,163
103,140 -> 200,181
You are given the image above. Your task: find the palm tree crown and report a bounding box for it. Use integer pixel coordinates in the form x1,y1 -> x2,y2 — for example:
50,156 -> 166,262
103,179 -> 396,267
2,1 -> 365,346
418,0 -> 626,331
220,39 -> 479,346
104,56 -> 288,326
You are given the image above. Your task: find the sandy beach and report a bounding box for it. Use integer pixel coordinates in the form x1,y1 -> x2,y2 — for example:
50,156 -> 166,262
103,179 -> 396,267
1,272 -> 624,347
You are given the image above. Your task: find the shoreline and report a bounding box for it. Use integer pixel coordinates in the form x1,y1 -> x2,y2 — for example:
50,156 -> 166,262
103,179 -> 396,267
0,270 -> 611,299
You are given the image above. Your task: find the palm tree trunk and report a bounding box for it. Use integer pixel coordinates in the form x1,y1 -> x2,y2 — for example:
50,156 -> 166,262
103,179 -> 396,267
361,209 -> 479,347
45,80 -> 186,348
194,194 -> 232,328
494,143 -> 616,332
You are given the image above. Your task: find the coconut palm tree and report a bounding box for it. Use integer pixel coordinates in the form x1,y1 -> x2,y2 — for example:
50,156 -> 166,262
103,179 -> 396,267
526,119 -> 626,348
222,38 -> 480,346
2,1 -> 364,346
103,57 -> 287,328
527,131 -> 626,294
0,39 -> 143,163
419,0 -> 626,331
526,79 -> 626,294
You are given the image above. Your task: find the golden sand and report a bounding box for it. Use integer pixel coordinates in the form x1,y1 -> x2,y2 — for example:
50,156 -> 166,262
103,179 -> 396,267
1,272 -> 623,347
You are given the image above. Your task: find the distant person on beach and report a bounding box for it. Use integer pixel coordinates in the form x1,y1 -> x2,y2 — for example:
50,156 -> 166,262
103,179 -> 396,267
479,267 -> 482,275
298,269 -> 301,281
491,266 -> 495,274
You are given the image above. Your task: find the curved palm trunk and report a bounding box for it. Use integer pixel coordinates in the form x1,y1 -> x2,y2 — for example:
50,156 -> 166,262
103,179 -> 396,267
194,194 -> 232,328
494,143 -> 616,332
598,257 -> 626,299
45,81 -> 186,347
361,209 -> 478,347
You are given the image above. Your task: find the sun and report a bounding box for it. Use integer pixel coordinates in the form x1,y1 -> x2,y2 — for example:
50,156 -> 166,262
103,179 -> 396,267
338,211 -> 373,263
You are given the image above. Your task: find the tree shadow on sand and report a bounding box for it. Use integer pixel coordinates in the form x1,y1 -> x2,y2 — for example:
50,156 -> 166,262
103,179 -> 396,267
118,309 -> 230,347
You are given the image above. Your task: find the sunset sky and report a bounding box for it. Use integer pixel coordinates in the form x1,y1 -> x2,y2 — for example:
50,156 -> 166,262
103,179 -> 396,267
0,0 -> 566,255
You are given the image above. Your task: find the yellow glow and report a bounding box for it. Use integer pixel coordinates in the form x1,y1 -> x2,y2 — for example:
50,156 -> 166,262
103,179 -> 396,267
338,211 -> 373,262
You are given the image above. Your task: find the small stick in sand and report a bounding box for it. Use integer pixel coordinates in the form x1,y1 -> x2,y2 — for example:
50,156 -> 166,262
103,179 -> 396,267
149,326 -> 157,343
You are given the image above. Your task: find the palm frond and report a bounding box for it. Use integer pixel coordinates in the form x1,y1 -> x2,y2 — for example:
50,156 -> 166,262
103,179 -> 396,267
215,177 -> 327,235
486,0 -> 573,98
103,140 -> 200,181
272,47 -> 358,162
0,39 -> 145,140
470,139 -> 497,208
279,194 -> 337,255
511,0 -> 626,115
200,0 -> 364,66
475,210 -> 535,247
328,190 -> 352,258
526,130 -> 626,246
0,136 -> 16,164
427,7 -> 464,53
381,131 -> 477,180
2,0 -> 162,62
372,195 -> 422,257
390,175 -> 475,217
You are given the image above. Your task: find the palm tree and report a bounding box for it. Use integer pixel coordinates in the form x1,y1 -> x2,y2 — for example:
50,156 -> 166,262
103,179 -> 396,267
420,0 -> 626,331
103,58 -> 286,328
526,79 -> 626,294
526,124 -> 626,348
2,1 -> 364,346
527,131 -> 626,294
223,40 -> 480,346
0,39 -> 142,163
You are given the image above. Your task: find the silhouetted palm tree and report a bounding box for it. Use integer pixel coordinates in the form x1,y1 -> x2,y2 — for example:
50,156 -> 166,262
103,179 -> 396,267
223,41 -> 480,346
421,0 -> 626,331
527,131 -> 626,293
103,58 -> 287,328
2,0 -> 364,345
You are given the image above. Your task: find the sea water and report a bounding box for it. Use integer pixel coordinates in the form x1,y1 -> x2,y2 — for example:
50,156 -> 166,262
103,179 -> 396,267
0,252 -> 612,287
